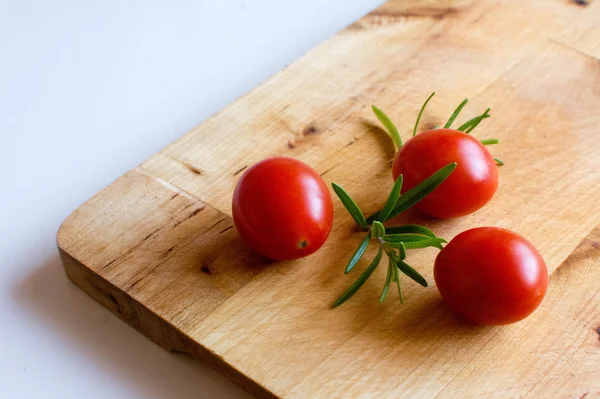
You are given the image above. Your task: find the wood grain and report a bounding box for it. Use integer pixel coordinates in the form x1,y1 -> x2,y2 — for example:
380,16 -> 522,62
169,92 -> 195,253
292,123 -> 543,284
58,0 -> 600,397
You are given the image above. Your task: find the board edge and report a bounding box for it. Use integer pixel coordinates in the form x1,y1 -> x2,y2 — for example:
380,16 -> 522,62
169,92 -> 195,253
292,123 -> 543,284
56,243 -> 279,399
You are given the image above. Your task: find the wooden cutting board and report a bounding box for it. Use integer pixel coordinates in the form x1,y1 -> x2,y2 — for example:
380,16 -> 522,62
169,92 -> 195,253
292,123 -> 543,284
57,0 -> 600,397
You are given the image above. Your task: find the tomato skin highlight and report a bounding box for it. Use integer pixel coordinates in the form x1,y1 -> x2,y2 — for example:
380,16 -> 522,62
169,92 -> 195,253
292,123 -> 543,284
434,227 -> 548,325
232,157 -> 334,261
392,129 -> 498,218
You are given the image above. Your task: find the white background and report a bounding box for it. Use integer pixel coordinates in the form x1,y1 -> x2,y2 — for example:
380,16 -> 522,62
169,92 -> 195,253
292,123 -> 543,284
0,0 -> 382,398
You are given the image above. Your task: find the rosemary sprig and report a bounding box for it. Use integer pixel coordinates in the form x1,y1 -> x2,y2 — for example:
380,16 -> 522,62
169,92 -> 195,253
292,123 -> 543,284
332,183 -> 367,228
372,94 -> 503,166
413,92 -> 435,137
331,165 -> 455,308
366,163 -> 457,224
332,247 -> 383,308
332,93 -> 505,308
458,108 -> 490,133
372,105 -> 402,149
445,98 -> 469,128
344,233 -> 370,274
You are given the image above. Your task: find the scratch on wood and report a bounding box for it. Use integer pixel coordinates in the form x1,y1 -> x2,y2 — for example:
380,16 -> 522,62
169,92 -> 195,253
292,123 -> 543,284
183,162 -> 203,175
170,193 -> 179,200
207,217 -> 228,231
344,137 -> 359,148
320,163 -> 341,177
102,225 -> 165,270
161,246 -> 175,257
128,275 -> 145,291
143,227 -> 162,242
172,205 -> 206,228
170,158 -> 203,175
103,258 -> 119,269
185,207 -> 204,221
219,225 -> 234,234
233,165 -> 248,176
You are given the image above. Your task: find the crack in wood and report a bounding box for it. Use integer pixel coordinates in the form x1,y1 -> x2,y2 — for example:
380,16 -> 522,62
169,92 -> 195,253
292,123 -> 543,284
320,162 -> 342,177
162,154 -> 204,176
207,217 -> 228,231
142,227 -> 161,242
233,165 -> 248,176
173,205 -> 207,228
343,137 -> 359,148
161,246 -> 175,257
128,275 -> 145,291
102,226 -> 163,270
218,225 -> 234,234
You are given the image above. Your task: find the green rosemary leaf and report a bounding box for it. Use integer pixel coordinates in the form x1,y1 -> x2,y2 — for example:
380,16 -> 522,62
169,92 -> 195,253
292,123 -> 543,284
372,105 -> 402,149
457,108 -> 490,132
379,262 -> 393,303
397,241 -> 407,260
395,265 -> 404,304
480,139 -> 499,145
371,221 -> 385,239
461,108 -> 491,133
402,237 -> 447,250
396,260 -> 428,287
384,225 -> 437,238
390,256 -> 398,283
345,233 -> 370,274
386,162 -> 456,220
331,182 -> 367,228
332,248 -> 383,308
378,175 -> 403,222
383,234 -> 433,243
413,92 -> 435,137
495,158 -> 505,166
444,98 -> 468,128
466,109 -> 491,133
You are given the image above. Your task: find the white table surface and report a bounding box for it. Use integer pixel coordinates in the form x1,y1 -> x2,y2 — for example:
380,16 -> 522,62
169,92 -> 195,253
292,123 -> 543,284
0,1 -> 382,397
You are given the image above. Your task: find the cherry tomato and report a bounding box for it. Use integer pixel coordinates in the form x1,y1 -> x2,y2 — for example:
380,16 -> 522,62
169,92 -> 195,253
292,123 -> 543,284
434,227 -> 548,325
232,157 -> 333,261
392,129 -> 498,218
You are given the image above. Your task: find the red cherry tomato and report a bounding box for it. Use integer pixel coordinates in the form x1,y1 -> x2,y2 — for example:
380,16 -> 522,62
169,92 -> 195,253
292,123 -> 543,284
232,157 -> 333,261
434,227 -> 548,325
392,129 -> 498,218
